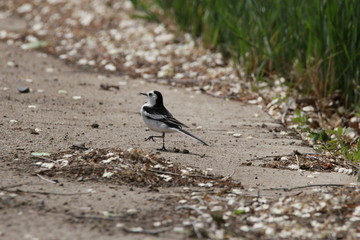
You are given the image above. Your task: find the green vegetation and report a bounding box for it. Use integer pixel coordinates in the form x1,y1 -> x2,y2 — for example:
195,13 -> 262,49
292,110 -> 360,164
311,127 -> 360,164
132,0 -> 360,108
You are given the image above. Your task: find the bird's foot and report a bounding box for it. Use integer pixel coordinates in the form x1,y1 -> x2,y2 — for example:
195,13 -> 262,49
145,136 -> 156,142
157,146 -> 167,151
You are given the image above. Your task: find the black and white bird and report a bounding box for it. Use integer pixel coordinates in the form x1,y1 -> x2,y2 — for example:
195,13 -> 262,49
140,90 -> 208,150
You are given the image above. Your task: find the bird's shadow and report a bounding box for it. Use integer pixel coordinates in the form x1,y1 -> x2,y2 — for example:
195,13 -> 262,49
155,148 -> 208,158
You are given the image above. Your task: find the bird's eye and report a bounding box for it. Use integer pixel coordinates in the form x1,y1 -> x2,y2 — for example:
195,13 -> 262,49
149,93 -> 153,96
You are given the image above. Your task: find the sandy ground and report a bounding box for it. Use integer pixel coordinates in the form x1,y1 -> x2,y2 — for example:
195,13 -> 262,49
0,17 -> 357,239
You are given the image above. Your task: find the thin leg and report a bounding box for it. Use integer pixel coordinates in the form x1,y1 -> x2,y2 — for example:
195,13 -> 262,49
160,132 -> 166,151
145,133 -> 167,151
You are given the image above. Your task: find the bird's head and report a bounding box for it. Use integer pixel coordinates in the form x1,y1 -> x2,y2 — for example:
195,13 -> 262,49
139,90 -> 163,107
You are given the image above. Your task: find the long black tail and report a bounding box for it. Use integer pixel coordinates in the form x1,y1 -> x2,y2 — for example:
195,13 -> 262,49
175,128 -> 209,146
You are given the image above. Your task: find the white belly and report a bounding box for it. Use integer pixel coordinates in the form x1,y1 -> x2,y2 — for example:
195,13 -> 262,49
142,115 -> 176,133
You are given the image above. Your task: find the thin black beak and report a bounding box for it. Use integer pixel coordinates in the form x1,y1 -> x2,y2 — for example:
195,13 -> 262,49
139,92 -> 147,96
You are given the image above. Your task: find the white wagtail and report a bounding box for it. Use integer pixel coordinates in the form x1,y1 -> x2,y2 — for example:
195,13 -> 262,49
140,90 -> 208,150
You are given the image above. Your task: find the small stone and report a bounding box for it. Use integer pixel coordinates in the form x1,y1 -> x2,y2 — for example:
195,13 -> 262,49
17,3 -> 32,13
104,63 -> 116,71
116,223 -> 124,228
17,86 -> 30,93
58,90 -> 67,94
233,133 -> 242,138
45,67 -> 54,73
302,105 -> 315,112
153,221 -> 161,227
30,129 -> 40,135
126,208 -> 137,214
72,142 -> 86,149
41,162 -> 54,169
7,61 -> 15,67
91,123 -> 99,128
102,170 -> 113,178
183,149 -> 189,154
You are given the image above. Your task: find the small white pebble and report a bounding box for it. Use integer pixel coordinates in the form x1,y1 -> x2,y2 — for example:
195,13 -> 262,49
116,223 -> 124,228
302,105 -> 315,112
41,162 -> 54,169
45,67 -> 54,73
153,221 -> 161,227
240,225 -> 250,232
7,61 -> 15,67
233,133 -> 242,138
126,208 -> 137,214
105,63 -> 116,71
102,170 -> 113,178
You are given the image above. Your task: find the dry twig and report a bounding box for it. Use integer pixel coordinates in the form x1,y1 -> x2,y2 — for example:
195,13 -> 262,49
1,189 -> 91,196
175,205 -> 206,215
123,226 -> 173,235
36,174 -> 57,184
264,184 -> 347,192
148,169 -> 221,180
0,182 -> 34,190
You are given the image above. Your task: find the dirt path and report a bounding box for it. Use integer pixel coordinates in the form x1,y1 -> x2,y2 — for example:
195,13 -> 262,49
0,18 -> 357,240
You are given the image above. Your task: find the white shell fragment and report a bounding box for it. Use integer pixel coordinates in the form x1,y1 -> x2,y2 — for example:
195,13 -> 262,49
105,63 -> 116,71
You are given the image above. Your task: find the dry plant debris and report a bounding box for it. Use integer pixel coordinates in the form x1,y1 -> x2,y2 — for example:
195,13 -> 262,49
170,186 -> 360,239
29,148 -> 242,188
255,151 -> 358,175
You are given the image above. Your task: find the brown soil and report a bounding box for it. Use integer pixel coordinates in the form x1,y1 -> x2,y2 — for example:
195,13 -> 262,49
0,16 -> 357,239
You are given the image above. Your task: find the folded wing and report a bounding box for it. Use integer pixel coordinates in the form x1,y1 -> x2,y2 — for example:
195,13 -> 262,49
142,106 -> 188,128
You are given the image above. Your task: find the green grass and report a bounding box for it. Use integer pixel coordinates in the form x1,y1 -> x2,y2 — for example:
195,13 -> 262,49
132,0 -> 360,108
